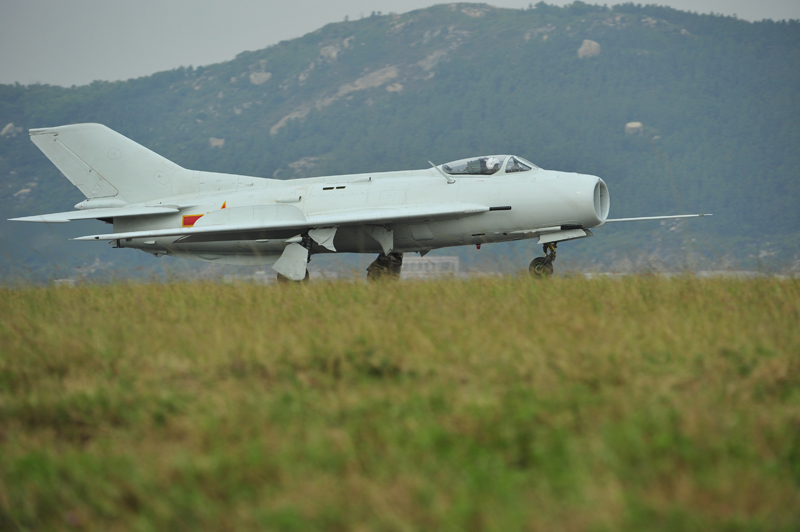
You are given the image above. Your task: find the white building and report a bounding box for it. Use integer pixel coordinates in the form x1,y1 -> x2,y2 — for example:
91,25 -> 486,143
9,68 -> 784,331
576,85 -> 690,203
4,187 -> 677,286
401,256 -> 460,279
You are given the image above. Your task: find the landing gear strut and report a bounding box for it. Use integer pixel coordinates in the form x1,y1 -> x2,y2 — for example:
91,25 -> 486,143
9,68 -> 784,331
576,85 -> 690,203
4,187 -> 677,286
529,242 -> 556,277
367,252 -> 404,281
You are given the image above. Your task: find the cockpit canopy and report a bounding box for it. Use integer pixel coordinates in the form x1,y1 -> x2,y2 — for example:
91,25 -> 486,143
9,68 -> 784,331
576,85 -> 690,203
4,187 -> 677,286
441,155 -> 538,176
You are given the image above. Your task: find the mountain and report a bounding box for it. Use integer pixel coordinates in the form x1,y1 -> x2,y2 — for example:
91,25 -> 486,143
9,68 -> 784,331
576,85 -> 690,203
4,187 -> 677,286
1,2 -> 799,279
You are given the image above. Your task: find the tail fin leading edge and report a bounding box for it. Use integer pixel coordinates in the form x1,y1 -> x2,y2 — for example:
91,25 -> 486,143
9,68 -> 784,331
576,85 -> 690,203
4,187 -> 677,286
30,123 -> 186,204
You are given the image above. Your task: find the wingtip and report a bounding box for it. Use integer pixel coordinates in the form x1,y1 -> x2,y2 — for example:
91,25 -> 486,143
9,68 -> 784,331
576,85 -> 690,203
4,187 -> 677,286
8,215 -> 69,223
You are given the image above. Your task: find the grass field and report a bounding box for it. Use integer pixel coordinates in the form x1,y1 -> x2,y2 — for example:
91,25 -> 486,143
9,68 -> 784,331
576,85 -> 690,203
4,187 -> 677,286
1,276 -> 799,531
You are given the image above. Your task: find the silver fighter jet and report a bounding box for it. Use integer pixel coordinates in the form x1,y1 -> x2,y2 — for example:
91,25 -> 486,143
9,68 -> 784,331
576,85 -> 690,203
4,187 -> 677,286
11,124 -> 709,281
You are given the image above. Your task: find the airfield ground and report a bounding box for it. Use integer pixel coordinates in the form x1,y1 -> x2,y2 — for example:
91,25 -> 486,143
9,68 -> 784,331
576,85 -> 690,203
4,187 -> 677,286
1,276 -> 799,531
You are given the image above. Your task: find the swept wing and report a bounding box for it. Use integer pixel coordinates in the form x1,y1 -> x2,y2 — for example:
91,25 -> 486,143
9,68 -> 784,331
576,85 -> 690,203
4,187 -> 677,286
9,206 -> 179,223
72,203 -> 491,241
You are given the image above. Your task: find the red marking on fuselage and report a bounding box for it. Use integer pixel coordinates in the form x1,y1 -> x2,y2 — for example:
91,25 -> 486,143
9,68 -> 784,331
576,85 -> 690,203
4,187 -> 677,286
182,214 -> 203,227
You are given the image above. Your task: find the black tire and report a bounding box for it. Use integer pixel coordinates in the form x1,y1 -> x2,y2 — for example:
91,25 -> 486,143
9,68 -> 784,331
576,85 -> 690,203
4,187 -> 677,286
529,257 -> 554,277
366,252 -> 403,281
366,266 -> 401,281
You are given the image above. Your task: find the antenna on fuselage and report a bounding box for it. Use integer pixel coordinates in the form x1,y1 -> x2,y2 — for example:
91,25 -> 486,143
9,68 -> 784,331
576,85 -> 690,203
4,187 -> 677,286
429,161 -> 455,184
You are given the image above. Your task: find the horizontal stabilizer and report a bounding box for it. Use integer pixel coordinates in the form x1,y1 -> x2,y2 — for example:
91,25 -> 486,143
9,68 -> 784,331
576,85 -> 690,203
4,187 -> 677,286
71,203 -> 490,241
9,206 -> 179,223
604,214 -> 712,223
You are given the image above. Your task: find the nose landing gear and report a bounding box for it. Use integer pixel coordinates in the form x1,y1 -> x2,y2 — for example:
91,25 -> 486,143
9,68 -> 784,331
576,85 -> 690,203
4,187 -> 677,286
529,242 -> 556,277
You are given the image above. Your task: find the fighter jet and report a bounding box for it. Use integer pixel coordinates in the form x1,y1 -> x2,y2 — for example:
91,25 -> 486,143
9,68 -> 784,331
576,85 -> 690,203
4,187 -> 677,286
10,123 -> 709,281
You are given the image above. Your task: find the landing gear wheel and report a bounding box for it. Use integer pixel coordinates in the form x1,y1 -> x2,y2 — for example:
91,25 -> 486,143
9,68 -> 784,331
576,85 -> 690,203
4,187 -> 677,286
529,242 -> 557,277
529,257 -> 554,277
277,270 -> 310,284
366,252 -> 404,281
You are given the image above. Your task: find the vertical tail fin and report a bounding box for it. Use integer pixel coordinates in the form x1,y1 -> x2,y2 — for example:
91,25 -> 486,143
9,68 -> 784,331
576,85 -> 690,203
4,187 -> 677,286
30,123 -> 187,204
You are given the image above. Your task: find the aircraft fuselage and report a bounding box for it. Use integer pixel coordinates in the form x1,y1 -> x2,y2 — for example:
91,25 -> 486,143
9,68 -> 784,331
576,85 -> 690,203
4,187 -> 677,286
113,167 -> 609,262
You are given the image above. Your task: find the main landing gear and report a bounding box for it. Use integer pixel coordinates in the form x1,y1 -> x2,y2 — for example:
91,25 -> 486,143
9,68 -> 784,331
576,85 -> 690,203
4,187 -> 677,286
367,252 -> 404,281
529,242 -> 557,277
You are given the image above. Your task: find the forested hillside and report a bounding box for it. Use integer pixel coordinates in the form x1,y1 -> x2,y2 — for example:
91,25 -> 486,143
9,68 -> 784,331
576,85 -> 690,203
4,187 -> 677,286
1,2 -> 798,278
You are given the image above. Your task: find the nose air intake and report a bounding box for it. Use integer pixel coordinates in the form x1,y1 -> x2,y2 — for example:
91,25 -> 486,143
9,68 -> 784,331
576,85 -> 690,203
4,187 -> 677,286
593,179 -> 610,222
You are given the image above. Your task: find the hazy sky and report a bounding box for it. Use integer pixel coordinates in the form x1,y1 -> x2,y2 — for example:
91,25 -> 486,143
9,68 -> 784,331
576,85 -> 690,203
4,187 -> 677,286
2,0 -> 798,87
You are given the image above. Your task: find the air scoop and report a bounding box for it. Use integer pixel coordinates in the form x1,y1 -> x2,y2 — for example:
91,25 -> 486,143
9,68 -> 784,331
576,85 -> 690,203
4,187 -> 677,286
569,175 -> 609,228
593,178 -> 610,223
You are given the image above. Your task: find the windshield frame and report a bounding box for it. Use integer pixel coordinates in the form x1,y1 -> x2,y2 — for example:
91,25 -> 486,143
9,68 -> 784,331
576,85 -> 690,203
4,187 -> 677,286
441,155 -> 509,176
504,156 -> 538,173
440,155 -> 539,176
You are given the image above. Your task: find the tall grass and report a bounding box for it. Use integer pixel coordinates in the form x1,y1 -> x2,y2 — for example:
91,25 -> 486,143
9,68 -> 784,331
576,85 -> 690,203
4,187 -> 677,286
1,276 -> 799,531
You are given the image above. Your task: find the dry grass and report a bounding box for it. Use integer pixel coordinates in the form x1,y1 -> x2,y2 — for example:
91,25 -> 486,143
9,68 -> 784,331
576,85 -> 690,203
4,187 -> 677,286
1,276 -> 799,531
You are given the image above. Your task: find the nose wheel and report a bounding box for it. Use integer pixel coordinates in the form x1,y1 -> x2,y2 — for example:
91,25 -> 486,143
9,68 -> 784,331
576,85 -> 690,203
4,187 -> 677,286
529,243 -> 556,277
